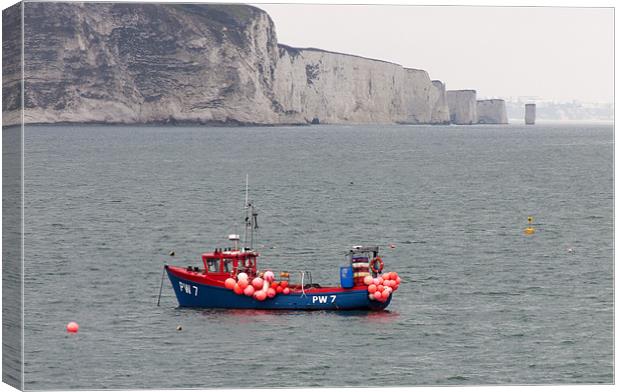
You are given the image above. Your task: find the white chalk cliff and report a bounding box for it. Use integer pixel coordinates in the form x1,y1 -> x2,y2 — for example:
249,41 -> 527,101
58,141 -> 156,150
477,99 -> 508,124
447,90 -> 477,125
3,3 -> 451,126
273,46 -> 449,124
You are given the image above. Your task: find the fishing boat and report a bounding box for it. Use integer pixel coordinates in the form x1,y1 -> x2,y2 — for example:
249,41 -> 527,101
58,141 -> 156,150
163,188 -> 401,311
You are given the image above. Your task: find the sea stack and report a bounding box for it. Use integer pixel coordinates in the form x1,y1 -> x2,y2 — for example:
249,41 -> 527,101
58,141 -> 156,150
525,104 -> 536,125
447,90 -> 477,125
476,99 -> 508,124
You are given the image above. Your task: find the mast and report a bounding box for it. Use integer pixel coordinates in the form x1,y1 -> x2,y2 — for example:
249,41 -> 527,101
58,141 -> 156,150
250,203 -> 255,249
244,174 -> 249,207
243,174 -> 249,248
243,174 -> 258,250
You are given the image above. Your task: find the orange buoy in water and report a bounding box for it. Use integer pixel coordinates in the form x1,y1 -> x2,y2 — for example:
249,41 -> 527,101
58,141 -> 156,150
66,322 -> 79,333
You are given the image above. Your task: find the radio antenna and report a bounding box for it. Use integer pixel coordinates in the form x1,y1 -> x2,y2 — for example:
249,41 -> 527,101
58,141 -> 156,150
244,174 -> 249,207
242,175 -> 259,250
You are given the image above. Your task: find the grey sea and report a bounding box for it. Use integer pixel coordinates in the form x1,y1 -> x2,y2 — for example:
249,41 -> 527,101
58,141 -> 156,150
21,123 -> 613,389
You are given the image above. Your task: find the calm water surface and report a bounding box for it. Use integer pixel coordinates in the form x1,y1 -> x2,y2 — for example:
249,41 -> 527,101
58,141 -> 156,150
22,123 -> 613,389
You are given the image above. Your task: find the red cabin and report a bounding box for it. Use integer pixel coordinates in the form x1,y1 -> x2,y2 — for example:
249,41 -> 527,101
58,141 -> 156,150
201,249 -> 259,280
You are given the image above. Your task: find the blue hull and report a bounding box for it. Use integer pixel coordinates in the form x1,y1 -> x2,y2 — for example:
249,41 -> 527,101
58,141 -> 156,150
166,267 -> 391,310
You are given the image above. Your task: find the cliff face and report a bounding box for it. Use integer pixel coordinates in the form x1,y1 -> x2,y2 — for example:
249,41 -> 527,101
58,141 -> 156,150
20,3 -> 282,125
477,99 -> 507,124
430,80 -> 450,124
2,3 -> 22,127
447,90 -> 477,125
4,3 -> 450,126
273,47 -> 449,124
401,69 -> 449,124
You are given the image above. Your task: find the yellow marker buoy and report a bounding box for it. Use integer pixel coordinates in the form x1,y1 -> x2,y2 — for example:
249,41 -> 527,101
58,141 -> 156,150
524,216 -> 535,235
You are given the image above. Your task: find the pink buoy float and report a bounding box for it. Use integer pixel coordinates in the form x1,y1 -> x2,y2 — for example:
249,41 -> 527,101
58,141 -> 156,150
251,277 -> 264,290
243,285 -> 255,297
254,290 -> 267,301
66,322 -> 79,334
224,278 -> 236,290
263,270 -> 275,282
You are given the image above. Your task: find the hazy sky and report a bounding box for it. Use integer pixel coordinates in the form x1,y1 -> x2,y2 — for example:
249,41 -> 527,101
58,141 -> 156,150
254,4 -> 613,103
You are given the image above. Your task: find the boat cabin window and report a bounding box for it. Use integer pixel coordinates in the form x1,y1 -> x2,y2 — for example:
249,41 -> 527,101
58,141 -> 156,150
222,258 -> 234,273
241,256 -> 255,269
206,258 -> 220,273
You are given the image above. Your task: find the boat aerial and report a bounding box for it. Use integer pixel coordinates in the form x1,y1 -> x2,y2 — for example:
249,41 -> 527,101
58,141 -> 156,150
164,185 -> 401,311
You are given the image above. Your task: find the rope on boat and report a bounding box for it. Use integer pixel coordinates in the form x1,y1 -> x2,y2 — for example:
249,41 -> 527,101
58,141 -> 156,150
157,265 -> 166,306
254,206 -> 290,227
